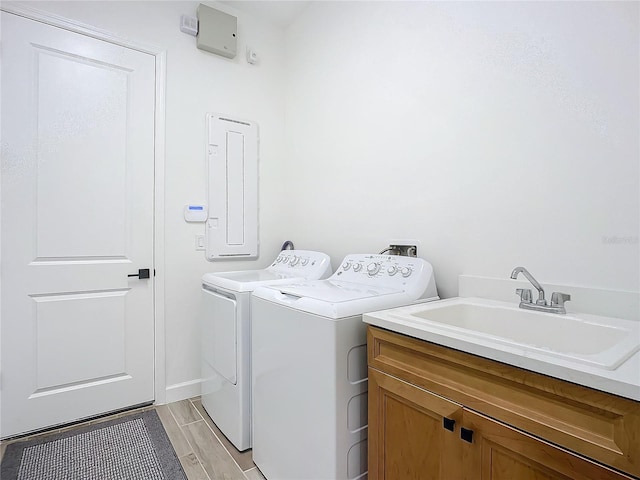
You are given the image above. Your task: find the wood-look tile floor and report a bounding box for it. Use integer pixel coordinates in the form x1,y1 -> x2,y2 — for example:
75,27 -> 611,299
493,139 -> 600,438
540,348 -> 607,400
0,397 -> 266,480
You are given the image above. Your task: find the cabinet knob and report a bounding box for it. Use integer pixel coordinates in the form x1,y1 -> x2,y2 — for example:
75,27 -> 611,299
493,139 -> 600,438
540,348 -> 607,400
443,417 -> 456,431
461,427 -> 474,443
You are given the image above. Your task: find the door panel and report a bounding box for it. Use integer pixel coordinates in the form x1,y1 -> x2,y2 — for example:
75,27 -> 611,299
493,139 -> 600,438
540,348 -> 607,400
463,410 -> 632,480
1,12 -> 156,437
34,47 -> 129,258
368,368 -> 463,480
34,291 -> 127,390
202,287 -> 238,384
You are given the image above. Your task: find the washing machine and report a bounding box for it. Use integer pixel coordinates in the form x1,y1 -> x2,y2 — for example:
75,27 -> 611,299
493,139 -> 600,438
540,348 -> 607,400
251,254 -> 438,480
201,250 -> 332,451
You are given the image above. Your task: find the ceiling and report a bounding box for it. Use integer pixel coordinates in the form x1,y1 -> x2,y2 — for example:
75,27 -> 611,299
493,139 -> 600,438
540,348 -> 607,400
220,1 -> 310,29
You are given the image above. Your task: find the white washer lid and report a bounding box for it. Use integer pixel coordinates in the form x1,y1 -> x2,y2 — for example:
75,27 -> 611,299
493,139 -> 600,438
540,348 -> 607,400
252,284 -> 426,319
277,280 -> 401,303
202,270 -> 302,292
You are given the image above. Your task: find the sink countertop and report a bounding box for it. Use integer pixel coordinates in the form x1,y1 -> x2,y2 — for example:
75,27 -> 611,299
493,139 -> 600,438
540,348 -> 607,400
364,297 -> 640,402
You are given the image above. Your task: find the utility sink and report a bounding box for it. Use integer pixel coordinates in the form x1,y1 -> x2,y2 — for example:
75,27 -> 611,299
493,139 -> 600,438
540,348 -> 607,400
376,297 -> 640,370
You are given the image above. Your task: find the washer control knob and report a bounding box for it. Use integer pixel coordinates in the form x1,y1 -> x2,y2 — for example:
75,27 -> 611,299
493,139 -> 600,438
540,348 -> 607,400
301,258 -> 309,266
401,266 -> 413,278
387,266 -> 398,276
342,262 -> 352,271
367,263 -> 381,276
290,256 -> 300,266
281,256 -> 289,264
353,263 -> 363,272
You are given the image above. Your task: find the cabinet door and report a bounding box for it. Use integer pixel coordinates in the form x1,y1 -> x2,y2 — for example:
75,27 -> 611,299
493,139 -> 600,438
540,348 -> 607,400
463,410 -> 634,480
369,368 -> 463,480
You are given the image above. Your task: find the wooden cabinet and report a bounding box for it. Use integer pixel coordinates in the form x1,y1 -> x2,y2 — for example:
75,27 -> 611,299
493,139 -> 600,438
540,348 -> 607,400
369,368 -> 463,480
368,326 -> 640,480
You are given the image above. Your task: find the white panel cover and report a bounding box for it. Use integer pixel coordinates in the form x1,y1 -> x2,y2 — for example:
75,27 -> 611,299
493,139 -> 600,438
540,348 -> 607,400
206,113 -> 258,260
202,287 -> 238,384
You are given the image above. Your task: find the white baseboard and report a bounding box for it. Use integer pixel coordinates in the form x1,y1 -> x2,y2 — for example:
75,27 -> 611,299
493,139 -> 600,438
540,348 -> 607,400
163,379 -> 202,404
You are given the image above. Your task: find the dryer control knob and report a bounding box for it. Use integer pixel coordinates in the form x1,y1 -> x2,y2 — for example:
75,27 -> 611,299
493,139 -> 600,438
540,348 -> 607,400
387,266 -> 398,276
290,256 -> 300,266
367,263 -> 381,276
342,262 -> 352,270
281,256 -> 289,264
301,258 -> 309,266
401,267 -> 413,278
353,263 -> 363,272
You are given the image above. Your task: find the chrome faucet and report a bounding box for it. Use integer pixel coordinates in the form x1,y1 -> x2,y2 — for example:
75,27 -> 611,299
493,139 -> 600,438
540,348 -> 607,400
510,267 -> 571,314
510,266 -> 546,305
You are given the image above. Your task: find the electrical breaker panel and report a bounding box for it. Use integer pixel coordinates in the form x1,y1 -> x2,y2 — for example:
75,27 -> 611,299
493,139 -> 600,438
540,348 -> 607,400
206,113 -> 258,261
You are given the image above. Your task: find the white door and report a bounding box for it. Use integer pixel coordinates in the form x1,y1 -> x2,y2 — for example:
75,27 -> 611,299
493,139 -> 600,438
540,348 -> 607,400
0,12 -> 156,438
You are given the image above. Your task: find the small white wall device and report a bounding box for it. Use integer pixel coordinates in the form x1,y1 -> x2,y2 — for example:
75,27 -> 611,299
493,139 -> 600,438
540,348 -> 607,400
184,204 -> 207,222
246,48 -> 258,65
180,15 -> 198,36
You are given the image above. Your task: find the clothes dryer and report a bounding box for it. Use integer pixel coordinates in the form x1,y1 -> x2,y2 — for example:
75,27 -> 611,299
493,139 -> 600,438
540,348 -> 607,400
251,254 -> 438,480
201,250 -> 331,451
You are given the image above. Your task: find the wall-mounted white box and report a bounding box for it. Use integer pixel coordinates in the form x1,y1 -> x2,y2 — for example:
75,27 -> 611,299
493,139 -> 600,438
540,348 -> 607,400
205,114 -> 259,261
197,4 -> 237,59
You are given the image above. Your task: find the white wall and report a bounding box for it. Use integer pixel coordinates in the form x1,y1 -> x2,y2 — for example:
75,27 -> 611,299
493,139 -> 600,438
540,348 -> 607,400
283,1 -> 639,301
15,0 -> 288,400
7,1 -> 639,405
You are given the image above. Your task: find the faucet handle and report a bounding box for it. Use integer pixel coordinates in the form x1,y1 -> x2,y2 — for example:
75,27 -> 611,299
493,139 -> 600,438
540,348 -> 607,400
551,292 -> 571,307
515,288 -> 532,303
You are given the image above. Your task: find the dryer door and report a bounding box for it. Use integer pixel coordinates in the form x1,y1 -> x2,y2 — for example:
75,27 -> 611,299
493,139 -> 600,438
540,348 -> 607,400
202,286 -> 237,384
